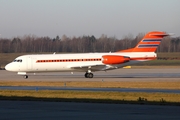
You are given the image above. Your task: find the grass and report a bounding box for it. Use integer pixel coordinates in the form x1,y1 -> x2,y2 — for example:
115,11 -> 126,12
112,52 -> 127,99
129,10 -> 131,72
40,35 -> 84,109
157,52 -> 180,58
137,60 -> 180,66
0,90 -> 180,104
0,81 -> 180,89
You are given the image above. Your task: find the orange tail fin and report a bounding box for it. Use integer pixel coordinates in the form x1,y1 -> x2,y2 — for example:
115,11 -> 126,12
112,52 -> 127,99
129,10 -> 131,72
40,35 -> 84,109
119,31 -> 169,52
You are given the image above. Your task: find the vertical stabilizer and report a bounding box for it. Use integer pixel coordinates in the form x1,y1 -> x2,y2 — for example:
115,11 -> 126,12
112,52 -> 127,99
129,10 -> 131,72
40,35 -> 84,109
119,31 -> 169,52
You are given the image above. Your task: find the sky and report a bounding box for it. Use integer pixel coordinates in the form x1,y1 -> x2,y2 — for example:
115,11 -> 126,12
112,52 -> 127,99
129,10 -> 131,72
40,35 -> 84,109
0,0 -> 180,39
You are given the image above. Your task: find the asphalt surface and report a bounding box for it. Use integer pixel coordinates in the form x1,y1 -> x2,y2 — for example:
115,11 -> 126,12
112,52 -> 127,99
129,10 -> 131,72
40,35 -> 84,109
1,101 -> 180,120
1,68 -> 180,81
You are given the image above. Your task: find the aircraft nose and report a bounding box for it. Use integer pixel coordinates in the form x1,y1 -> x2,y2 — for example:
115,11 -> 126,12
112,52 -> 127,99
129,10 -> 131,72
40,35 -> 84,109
5,64 -> 9,71
5,63 -> 12,71
5,63 -> 19,72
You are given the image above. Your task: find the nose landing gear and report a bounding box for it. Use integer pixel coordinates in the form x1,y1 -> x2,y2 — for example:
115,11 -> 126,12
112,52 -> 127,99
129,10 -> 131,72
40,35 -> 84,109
24,75 -> 28,79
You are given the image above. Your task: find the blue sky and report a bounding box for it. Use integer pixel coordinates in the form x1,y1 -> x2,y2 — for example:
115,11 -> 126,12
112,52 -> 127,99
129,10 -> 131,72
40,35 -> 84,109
0,0 -> 179,39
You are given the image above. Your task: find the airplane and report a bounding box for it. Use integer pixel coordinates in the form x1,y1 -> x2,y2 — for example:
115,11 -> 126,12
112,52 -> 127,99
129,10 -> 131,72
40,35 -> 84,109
5,31 -> 170,79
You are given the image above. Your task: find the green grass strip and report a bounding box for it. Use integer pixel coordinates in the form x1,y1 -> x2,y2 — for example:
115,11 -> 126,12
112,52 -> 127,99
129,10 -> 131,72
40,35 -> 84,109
0,90 -> 180,105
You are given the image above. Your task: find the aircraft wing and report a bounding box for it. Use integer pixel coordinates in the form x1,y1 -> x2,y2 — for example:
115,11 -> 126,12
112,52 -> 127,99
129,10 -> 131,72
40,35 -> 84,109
68,64 -> 106,71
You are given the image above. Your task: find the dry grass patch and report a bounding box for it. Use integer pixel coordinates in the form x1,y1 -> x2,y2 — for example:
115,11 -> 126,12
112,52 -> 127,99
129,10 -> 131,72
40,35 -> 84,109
0,90 -> 180,103
0,81 -> 180,89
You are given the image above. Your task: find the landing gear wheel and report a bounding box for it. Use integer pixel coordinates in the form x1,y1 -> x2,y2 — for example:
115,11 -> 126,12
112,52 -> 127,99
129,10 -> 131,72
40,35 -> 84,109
88,73 -> 93,78
24,75 -> 28,79
85,73 -> 88,78
84,73 -> 93,78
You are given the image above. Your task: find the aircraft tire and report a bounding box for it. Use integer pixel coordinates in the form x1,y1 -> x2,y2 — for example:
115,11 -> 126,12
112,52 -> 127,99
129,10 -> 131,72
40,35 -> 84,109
88,73 -> 93,78
84,73 -> 88,78
24,75 -> 28,79
84,73 -> 93,78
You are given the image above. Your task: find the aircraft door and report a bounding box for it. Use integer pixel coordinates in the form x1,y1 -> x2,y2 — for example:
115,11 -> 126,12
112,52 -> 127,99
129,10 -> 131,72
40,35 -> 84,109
27,56 -> 32,70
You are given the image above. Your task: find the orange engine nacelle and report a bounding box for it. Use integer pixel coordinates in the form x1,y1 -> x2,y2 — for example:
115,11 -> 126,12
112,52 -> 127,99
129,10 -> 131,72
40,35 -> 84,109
102,55 -> 130,64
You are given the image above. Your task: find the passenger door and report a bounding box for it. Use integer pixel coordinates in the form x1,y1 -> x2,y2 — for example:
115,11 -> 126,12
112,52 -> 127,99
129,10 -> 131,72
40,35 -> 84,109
27,56 -> 32,70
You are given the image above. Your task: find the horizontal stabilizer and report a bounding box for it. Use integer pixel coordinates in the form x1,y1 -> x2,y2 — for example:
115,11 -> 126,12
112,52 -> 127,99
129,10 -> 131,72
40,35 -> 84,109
149,33 -> 169,37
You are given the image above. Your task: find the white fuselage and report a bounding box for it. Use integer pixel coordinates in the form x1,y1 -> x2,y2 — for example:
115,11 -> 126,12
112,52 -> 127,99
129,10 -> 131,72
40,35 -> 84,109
5,52 -> 156,74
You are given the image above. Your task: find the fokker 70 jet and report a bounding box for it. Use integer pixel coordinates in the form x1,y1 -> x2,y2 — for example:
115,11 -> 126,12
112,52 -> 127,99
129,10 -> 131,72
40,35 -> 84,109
5,31 -> 170,79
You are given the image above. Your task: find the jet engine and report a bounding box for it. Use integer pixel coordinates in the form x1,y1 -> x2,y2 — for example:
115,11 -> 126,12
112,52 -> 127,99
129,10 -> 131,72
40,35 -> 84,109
102,55 -> 130,64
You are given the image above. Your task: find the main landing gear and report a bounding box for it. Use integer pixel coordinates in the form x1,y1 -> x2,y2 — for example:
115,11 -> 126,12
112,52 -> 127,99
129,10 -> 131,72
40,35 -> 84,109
84,72 -> 93,78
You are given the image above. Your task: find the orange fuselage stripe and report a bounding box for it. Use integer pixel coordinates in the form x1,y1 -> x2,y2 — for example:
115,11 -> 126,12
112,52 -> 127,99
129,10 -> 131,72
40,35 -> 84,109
36,58 -> 102,63
36,57 -> 156,63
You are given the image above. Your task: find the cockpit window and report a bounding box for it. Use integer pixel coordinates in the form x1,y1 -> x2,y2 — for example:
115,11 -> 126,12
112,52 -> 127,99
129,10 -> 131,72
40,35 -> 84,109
13,59 -> 22,62
17,60 -> 22,62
